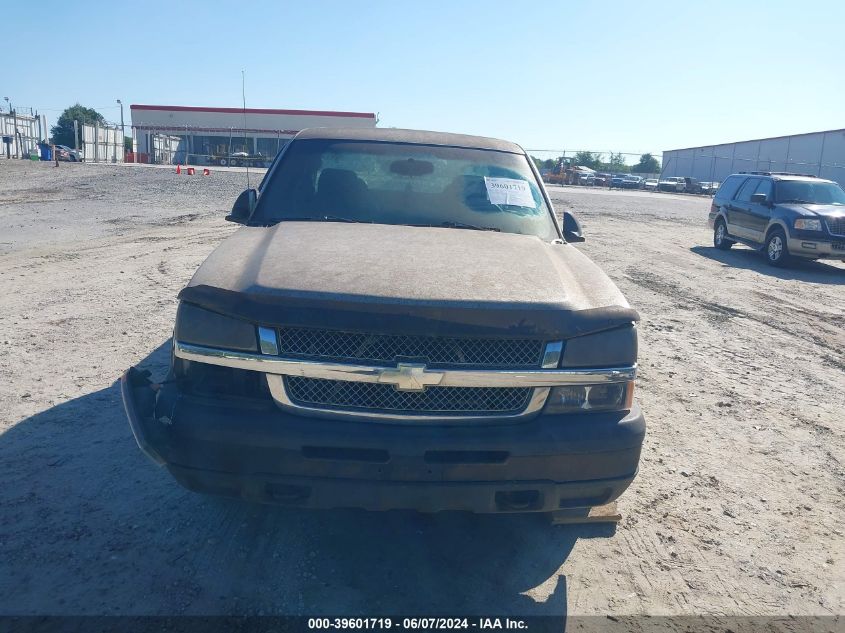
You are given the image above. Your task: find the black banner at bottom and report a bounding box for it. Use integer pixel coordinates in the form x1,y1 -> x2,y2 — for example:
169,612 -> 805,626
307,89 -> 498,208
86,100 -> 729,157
0,616 -> 839,633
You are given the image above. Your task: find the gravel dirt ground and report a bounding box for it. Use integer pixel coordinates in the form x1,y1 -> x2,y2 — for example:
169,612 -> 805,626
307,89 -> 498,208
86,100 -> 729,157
0,160 -> 842,619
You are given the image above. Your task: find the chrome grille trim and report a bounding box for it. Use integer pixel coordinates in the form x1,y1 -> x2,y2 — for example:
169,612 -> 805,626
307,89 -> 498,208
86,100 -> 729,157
257,326 -> 279,355
174,340 -> 635,422
277,327 -> 545,368
284,376 -> 532,414
265,374 -> 551,423
173,341 -> 636,387
541,341 -> 563,368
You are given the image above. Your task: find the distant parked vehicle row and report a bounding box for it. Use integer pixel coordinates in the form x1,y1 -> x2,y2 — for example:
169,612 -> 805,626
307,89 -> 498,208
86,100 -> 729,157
577,170 -> 596,186
542,166 -> 657,191
657,176 -> 721,195
658,176 -> 685,192
607,175 -> 645,189
541,159 -> 597,186
683,178 -> 702,194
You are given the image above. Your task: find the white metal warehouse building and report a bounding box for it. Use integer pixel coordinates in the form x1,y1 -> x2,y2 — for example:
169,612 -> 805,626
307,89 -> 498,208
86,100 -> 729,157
661,128 -> 845,187
129,104 -> 377,165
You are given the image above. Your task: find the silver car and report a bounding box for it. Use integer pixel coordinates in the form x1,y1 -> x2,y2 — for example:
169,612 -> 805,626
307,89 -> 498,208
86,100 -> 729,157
55,145 -> 83,162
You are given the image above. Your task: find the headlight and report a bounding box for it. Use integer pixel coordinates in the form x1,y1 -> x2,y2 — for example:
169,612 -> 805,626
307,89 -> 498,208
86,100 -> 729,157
794,218 -> 822,231
561,325 -> 637,368
174,302 -> 258,352
545,381 -> 634,415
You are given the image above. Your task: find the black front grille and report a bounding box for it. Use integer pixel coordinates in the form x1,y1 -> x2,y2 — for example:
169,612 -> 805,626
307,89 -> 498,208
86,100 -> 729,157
285,376 -> 532,415
278,327 -> 544,368
826,217 -> 845,236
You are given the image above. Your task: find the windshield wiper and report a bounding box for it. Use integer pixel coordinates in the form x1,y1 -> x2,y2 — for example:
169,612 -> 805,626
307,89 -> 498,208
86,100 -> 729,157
779,199 -> 814,204
419,221 -> 500,232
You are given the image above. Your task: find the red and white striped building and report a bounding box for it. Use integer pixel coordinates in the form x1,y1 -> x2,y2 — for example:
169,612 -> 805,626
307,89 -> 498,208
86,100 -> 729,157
129,104 -> 377,165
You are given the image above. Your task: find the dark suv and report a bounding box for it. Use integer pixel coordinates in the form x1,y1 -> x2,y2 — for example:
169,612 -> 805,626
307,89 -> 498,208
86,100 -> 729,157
708,172 -> 845,266
683,177 -> 702,194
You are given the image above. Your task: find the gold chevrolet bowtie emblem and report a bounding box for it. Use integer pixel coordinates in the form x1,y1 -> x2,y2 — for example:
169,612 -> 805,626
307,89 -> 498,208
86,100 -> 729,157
377,363 -> 444,392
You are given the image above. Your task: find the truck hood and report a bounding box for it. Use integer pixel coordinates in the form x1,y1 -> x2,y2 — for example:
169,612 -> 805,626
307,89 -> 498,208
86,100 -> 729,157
179,222 -> 638,339
780,203 -> 845,219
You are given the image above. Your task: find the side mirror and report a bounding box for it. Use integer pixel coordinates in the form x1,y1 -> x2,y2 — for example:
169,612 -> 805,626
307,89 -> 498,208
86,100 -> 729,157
562,211 -> 585,243
226,189 -> 257,224
750,192 -> 770,205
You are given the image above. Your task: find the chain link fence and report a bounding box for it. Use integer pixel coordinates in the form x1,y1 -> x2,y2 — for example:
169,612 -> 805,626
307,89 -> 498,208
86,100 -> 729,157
129,125 -> 295,167
79,122 -> 124,163
0,111 -> 48,160
526,149 -> 662,183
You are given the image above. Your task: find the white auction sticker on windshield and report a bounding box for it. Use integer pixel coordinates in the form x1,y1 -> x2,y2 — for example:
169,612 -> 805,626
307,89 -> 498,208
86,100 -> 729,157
484,177 -> 535,207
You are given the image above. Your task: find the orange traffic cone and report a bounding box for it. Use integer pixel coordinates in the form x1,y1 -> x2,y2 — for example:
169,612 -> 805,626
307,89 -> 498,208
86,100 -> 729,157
202,168 -> 210,176
176,164 -> 181,174
187,167 -> 195,176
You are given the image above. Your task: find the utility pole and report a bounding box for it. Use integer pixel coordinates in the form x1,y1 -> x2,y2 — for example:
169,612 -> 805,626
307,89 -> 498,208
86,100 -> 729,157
116,99 -> 125,158
12,108 -> 18,158
3,97 -> 14,158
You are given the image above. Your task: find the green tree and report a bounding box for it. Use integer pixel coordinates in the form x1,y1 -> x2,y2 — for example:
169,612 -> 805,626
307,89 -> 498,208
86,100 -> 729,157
50,104 -> 106,148
608,152 -> 628,173
124,136 -> 133,152
573,151 -> 602,170
633,153 -> 660,174
531,156 -> 557,171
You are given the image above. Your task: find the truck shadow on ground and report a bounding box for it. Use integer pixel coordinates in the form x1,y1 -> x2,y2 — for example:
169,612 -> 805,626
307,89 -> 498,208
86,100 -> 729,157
690,245 -> 845,284
0,340 -> 616,618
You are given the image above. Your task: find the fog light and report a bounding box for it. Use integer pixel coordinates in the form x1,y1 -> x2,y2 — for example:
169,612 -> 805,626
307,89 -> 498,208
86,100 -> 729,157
546,382 -> 634,415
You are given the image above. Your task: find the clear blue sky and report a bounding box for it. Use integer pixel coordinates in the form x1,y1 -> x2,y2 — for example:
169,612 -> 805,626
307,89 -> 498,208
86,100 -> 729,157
6,0 -> 842,160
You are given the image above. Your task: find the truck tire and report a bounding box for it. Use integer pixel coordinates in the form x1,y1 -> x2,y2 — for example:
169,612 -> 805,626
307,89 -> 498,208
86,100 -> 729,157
713,219 -> 734,250
219,158 -> 228,166
765,227 -> 790,267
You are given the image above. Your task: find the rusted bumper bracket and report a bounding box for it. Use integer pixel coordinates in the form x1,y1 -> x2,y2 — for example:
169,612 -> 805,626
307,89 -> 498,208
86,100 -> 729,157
549,502 -> 622,525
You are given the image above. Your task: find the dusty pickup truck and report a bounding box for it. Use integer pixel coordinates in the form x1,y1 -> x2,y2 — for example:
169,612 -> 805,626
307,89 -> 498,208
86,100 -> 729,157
122,127 -> 645,518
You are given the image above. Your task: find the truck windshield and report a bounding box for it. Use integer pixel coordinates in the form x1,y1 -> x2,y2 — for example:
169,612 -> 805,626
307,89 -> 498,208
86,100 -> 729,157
775,180 -> 845,205
252,139 -> 559,240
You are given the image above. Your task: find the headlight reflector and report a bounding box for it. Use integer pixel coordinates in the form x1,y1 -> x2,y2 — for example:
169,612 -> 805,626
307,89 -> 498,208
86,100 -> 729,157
545,382 -> 634,415
794,218 -> 822,231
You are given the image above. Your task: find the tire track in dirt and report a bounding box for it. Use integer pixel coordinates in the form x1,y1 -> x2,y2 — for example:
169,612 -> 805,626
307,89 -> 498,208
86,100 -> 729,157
624,267 -> 844,361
